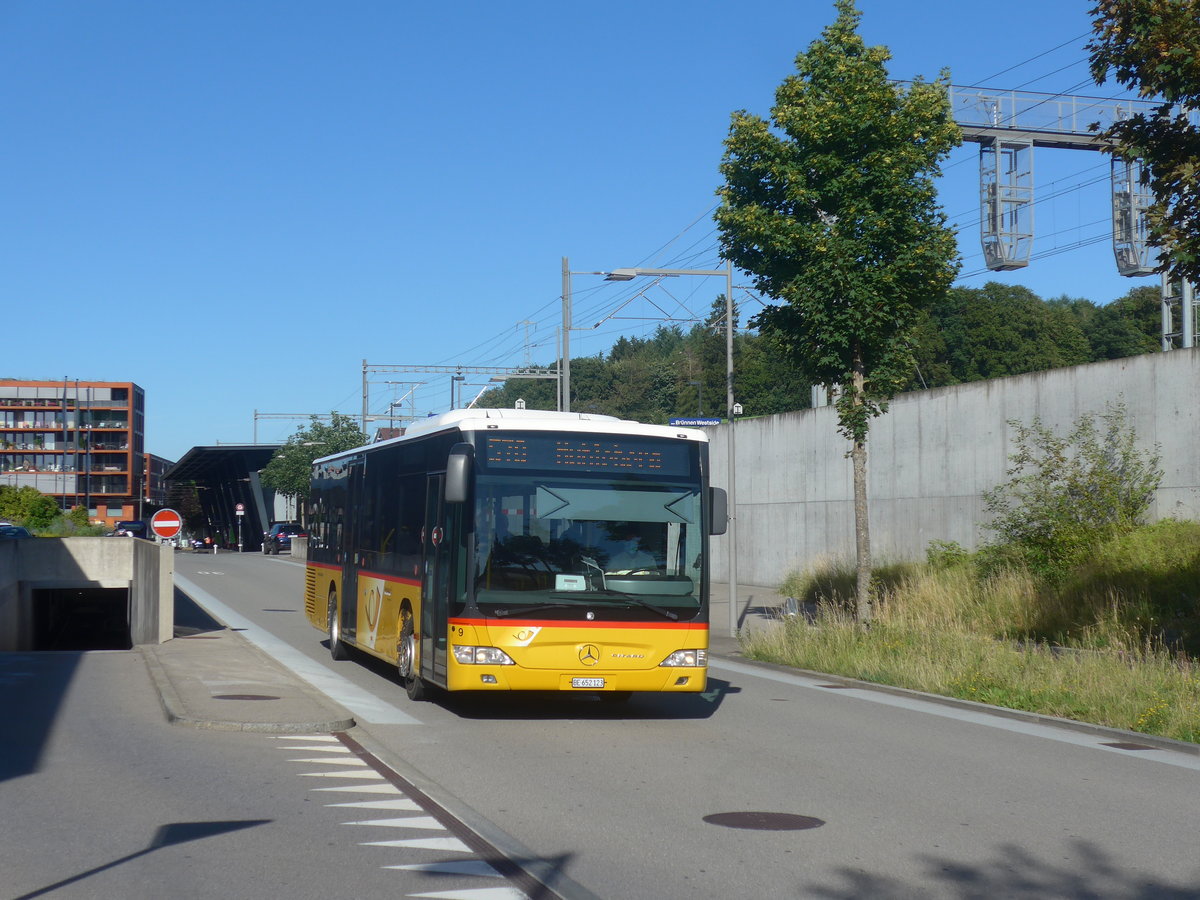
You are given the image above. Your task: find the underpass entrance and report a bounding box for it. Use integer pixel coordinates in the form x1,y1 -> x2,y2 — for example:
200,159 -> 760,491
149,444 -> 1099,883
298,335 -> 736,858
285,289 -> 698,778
32,587 -> 132,651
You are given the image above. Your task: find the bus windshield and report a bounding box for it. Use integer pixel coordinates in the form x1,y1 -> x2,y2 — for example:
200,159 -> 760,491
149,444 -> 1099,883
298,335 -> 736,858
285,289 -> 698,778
472,473 -> 704,619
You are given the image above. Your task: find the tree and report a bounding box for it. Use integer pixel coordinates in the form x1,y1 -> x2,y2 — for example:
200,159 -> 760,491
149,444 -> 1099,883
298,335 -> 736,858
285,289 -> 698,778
933,284 -> 1092,382
1088,0 -> 1200,283
1089,285 -> 1161,359
716,0 -> 960,622
260,413 -> 367,503
0,485 -> 61,530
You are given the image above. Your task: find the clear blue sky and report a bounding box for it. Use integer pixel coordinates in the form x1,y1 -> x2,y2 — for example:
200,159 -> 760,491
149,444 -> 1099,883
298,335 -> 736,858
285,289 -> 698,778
1,1 -> 1146,462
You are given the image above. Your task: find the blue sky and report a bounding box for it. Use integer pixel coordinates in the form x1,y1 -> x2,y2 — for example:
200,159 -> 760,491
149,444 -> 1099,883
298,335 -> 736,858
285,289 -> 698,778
1,1 -> 1147,462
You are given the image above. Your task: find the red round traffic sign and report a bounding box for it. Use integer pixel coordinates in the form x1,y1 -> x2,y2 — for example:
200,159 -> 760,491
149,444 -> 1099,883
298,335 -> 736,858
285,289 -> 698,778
151,508 -> 183,539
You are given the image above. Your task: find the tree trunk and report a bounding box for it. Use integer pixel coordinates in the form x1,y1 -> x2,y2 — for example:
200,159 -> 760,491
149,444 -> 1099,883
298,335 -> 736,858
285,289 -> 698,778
851,350 -> 872,625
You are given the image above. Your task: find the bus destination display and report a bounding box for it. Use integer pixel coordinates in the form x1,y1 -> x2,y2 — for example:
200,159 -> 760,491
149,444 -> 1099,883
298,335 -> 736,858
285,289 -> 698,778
483,434 -> 692,475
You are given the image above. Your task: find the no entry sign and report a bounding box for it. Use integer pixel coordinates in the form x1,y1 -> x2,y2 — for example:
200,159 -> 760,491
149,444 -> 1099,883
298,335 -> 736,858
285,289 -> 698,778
150,508 -> 183,539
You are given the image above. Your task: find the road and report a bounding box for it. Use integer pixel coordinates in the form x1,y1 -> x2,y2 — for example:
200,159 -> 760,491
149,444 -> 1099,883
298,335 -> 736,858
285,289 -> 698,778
171,551 -> 1200,899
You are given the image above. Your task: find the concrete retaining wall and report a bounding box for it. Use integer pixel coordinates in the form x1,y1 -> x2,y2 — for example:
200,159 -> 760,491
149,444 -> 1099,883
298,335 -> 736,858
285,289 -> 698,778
0,537 -> 173,650
708,348 -> 1200,587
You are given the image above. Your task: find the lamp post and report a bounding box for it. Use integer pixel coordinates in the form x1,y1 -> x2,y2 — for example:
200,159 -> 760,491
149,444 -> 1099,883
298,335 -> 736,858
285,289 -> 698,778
596,261 -> 739,637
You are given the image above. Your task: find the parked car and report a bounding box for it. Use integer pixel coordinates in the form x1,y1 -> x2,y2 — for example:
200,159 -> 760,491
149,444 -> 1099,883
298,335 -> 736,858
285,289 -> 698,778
263,523 -> 306,555
110,520 -> 148,538
0,524 -> 33,539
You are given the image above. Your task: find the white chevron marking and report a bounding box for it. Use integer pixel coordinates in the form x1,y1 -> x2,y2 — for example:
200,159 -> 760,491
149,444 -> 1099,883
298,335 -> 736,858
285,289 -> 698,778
360,837 -> 472,852
343,816 -> 443,830
384,860 -> 502,878
325,799 -> 421,811
311,782 -> 402,794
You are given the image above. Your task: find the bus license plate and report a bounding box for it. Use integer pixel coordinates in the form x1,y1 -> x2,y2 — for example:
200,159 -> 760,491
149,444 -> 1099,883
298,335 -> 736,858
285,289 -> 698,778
571,677 -> 606,689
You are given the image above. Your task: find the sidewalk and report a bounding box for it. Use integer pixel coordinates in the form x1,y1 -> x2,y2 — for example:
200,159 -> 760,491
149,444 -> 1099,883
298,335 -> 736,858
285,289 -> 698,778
140,582 -> 788,732
140,627 -> 355,734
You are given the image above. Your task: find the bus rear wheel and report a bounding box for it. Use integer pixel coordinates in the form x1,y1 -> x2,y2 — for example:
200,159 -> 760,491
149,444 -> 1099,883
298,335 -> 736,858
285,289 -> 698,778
398,612 -> 426,701
328,590 -> 349,660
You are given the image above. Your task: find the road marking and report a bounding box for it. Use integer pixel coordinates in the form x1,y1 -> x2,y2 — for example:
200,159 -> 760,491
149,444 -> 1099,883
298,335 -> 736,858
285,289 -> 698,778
711,657 -> 1200,771
362,836 -> 474,852
326,799 -> 422,811
345,815 -> 445,829
271,735 -> 543,900
387,861 -> 503,878
176,573 -> 421,725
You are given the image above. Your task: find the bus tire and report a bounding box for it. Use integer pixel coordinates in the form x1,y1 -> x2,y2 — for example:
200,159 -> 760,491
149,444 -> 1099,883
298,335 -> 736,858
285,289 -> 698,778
398,612 -> 426,701
328,590 -> 349,661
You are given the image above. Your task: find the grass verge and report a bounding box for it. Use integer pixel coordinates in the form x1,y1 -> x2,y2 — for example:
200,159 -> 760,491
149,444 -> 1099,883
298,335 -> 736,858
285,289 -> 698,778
741,522 -> 1200,744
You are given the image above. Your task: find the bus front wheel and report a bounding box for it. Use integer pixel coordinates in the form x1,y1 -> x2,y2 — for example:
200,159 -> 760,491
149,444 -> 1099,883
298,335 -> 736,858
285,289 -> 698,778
328,590 -> 349,661
398,612 -> 426,701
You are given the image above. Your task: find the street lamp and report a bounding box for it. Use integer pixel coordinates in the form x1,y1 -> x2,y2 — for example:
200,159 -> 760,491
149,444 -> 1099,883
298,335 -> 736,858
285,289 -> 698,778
589,261 -> 740,638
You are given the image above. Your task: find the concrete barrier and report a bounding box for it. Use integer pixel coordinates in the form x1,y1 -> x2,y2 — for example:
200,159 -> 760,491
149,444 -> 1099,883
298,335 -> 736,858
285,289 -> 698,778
0,537 -> 173,651
708,348 -> 1200,586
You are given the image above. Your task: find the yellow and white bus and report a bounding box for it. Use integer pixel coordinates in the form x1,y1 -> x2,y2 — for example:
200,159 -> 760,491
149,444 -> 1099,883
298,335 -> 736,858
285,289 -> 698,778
303,408 -> 727,701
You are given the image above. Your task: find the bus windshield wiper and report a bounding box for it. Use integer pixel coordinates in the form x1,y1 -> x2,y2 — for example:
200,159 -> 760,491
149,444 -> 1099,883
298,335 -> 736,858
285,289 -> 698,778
592,590 -> 679,620
489,603 -> 577,618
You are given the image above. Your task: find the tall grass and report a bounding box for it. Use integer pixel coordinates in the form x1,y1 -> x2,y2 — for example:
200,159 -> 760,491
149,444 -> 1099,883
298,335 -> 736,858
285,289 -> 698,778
745,522 -> 1200,743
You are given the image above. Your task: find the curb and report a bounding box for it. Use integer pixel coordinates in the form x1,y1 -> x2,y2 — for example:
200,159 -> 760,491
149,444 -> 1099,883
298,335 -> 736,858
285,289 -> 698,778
139,638 -> 356,735
709,643 -> 1200,757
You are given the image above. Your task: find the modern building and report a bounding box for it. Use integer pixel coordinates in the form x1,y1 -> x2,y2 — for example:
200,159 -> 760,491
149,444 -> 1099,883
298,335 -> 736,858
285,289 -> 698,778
0,379 -> 167,529
165,445 -> 282,550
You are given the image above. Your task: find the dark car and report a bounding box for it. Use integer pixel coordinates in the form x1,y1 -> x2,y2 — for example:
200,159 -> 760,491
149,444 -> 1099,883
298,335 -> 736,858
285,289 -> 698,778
0,525 -> 33,539
263,523 -> 306,555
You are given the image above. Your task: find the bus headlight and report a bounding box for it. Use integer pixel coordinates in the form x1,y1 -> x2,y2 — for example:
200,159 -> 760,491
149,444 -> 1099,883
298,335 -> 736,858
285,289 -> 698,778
659,649 -> 707,667
453,645 -> 516,665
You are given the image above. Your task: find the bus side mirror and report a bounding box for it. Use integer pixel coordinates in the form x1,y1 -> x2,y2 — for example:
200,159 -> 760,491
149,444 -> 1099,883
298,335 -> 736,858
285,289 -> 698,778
445,443 -> 474,504
709,487 -> 728,536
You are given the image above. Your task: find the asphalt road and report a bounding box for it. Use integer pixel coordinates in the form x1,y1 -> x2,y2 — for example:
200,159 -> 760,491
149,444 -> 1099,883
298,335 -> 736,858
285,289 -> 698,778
2,648 -> 541,899
172,551 -> 1200,900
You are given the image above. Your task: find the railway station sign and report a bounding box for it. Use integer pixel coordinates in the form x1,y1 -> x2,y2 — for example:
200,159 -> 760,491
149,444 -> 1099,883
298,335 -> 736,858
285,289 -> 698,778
669,417 -> 723,427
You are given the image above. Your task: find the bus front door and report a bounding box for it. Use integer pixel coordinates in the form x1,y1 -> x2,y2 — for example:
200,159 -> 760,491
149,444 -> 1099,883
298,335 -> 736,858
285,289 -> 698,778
421,475 -> 450,686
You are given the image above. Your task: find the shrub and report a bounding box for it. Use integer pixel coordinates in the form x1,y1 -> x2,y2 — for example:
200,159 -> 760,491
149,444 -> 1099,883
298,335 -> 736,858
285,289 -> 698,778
981,402 -> 1162,579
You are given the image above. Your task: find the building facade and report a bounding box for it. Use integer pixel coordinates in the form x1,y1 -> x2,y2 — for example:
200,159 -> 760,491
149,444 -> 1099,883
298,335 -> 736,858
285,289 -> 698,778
0,379 -> 163,528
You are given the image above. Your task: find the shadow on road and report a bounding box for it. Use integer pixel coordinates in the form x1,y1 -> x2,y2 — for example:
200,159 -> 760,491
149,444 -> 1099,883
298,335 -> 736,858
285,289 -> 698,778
802,839 -> 1200,899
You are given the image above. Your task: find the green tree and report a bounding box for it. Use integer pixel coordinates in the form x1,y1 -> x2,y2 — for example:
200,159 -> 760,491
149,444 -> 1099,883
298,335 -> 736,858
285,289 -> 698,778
930,284 -> 1092,382
716,0 -> 960,621
1085,285 -> 1161,359
1089,0 -> 1200,283
0,484 -> 60,530
260,413 -> 367,503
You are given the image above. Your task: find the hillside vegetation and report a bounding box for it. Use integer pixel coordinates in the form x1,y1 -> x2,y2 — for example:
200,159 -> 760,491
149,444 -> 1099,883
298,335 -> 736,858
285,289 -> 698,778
476,283 -> 1159,422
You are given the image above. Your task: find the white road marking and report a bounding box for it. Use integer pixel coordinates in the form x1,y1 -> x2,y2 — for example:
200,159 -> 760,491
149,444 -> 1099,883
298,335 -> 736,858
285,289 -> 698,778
344,815 -> 445,830
407,888 -> 528,899
361,837 -> 473,853
287,756 -> 368,766
311,782 -> 403,794
386,861 -> 503,878
176,572 -> 421,725
325,799 -> 422,811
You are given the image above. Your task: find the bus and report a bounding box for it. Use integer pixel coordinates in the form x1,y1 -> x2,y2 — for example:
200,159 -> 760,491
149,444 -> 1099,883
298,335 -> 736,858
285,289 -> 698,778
303,408 -> 727,701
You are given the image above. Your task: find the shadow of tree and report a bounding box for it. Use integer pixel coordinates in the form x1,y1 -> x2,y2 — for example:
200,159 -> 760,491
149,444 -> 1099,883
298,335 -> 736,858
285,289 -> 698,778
804,839 -> 1200,899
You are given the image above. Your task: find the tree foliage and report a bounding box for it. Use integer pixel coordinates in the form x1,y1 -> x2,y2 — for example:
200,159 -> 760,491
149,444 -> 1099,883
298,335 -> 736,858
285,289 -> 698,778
714,0 -> 960,621
260,413 -> 367,501
0,485 -> 61,530
1088,0 -> 1200,283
